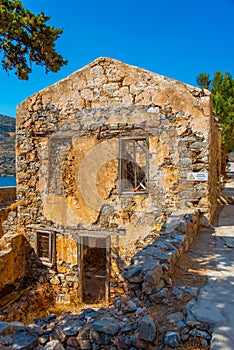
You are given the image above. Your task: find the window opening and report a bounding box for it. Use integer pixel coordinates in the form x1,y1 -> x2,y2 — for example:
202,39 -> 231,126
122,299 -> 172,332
119,138 -> 148,194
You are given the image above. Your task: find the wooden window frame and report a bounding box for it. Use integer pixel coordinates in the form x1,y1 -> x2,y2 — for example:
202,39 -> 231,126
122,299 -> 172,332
119,137 -> 149,196
36,230 -> 56,267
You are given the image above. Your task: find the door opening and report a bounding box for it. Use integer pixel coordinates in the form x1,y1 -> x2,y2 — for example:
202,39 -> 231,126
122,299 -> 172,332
78,236 -> 110,304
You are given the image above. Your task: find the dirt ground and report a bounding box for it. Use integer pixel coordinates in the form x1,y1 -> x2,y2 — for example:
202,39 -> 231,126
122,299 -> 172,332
172,227 -> 217,289
147,206 -> 223,349
148,224 -> 217,319
172,204 -> 222,288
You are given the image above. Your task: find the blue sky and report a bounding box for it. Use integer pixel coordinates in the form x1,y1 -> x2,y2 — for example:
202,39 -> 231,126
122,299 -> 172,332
1,0 -> 234,118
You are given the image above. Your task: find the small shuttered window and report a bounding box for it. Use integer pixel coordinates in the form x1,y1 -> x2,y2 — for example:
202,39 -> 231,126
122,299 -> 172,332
36,231 -> 55,265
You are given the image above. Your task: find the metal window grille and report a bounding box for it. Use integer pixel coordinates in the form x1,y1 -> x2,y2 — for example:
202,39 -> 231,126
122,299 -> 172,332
119,138 -> 148,194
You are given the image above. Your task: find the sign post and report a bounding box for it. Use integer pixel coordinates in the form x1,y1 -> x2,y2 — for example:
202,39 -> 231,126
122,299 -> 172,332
187,172 -> 208,181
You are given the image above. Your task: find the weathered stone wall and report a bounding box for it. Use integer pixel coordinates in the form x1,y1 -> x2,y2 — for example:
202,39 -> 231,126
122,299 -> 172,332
0,187 -> 16,238
0,187 -> 16,239
12,57 -> 220,303
0,187 -> 16,237
0,209 -> 8,239
23,228 -> 80,305
15,108 -> 211,233
0,232 -> 26,294
0,201 -> 28,299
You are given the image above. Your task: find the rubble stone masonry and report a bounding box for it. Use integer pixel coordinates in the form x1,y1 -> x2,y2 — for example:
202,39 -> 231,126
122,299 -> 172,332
1,57 -> 221,304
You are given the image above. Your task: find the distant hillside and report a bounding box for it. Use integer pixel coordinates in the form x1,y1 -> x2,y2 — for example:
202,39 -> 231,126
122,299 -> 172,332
0,114 -> 16,176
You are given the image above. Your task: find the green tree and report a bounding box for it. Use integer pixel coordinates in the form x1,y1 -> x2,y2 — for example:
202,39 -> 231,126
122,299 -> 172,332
0,0 -> 67,79
196,73 -> 211,90
197,71 -> 234,152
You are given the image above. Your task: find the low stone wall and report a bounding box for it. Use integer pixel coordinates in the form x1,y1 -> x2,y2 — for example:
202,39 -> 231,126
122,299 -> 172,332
122,210 -> 201,300
0,299 -> 212,349
0,187 -> 16,237
0,232 -> 26,295
0,199 -> 25,239
0,209 -> 8,239
0,187 -> 16,208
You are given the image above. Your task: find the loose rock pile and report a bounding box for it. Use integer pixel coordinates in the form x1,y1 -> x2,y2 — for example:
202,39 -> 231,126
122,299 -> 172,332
0,293 -> 212,349
0,211 -> 213,348
121,212 -> 201,302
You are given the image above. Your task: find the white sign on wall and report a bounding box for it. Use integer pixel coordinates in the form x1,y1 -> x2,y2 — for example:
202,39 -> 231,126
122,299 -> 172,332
187,172 -> 209,181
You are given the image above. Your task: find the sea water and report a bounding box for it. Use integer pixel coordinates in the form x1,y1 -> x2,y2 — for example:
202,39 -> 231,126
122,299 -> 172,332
0,176 -> 16,187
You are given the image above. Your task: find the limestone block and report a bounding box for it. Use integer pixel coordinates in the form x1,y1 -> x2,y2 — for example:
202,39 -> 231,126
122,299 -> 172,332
11,331 -> 38,349
144,263 -> 163,285
138,315 -> 156,342
143,279 -> 165,295
0,323 -> 13,336
87,65 -> 107,87
135,91 -> 152,105
44,339 -> 65,350
91,318 -> 120,335
50,276 -> 61,285
80,88 -> 94,101
102,83 -> 119,94
164,331 -> 181,348
104,63 -> 125,82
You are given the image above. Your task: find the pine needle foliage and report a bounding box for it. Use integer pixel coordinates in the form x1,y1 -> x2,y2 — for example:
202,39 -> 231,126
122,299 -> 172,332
197,71 -> 234,152
0,0 -> 67,79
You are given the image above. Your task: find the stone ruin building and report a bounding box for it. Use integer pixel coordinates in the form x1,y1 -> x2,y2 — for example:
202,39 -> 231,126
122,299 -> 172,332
0,57 -> 221,308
